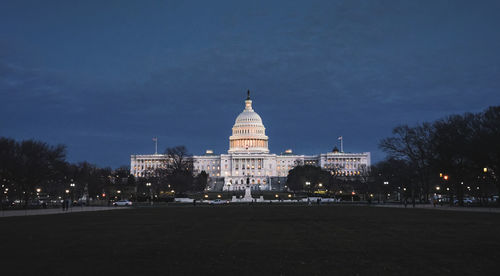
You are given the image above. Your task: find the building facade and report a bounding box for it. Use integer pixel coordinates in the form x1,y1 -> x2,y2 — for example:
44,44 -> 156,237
130,92 -> 371,191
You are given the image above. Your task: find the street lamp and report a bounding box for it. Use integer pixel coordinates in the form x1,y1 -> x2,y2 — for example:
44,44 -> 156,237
146,182 -> 153,205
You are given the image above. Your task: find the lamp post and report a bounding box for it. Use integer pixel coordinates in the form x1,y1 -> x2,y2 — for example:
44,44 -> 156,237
69,182 -> 76,203
146,182 -> 152,205
382,181 -> 389,203
481,167 -> 488,205
443,175 -> 451,206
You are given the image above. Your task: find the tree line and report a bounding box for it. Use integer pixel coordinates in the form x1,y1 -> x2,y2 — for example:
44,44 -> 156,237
0,138 -> 206,207
378,106 -> 500,206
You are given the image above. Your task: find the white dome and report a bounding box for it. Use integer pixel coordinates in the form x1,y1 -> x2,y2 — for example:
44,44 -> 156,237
235,110 -> 263,125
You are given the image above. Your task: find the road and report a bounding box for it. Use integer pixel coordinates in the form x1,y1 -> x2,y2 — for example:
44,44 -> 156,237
0,206 -> 128,218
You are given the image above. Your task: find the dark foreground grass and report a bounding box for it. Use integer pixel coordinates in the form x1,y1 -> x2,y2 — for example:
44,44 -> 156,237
1,205 -> 500,275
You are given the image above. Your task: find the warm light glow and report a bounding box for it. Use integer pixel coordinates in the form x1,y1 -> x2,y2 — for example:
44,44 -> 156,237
204,194 -> 208,198
288,194 -> 292,198
217,194 -> 221,198
318,183 -> 323,187
36,188 -> 41,193
117,190 -> 121,194
439,173 -> 443,178
351,191 -> 355,195
65,189 -> 70,194
484,167 -> 488,173
436,186 -> 441,191
275,194 -> 279,198
443,175 -> 449,181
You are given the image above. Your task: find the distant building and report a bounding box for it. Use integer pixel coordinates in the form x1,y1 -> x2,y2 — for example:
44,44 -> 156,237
130,91 -> 370,191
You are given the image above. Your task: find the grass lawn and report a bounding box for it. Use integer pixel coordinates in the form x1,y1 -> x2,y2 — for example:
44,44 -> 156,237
1,205 -> 499,275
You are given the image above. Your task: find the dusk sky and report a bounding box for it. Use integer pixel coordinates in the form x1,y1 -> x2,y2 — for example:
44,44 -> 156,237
1,0 -> 500,168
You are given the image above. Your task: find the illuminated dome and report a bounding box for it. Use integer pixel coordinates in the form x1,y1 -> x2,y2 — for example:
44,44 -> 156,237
228,90 -> 269,153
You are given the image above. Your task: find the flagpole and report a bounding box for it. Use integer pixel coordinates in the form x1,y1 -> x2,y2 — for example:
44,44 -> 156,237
341,137 -> 343,153
153,137 -> 158,154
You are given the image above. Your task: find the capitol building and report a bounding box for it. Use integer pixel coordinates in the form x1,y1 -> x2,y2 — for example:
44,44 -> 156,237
130,91 -> 370,191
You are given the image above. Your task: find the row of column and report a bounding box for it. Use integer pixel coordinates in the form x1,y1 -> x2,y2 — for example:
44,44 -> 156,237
230,139 -> 267,148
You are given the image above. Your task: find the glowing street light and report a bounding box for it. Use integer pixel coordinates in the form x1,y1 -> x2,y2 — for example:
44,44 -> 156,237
65,189 -> 70,194
36,188 -> 41,193
484,167 -> 488,173
443,175 -> 449,181
383,181 -> 389,185
436,186 -> 441,191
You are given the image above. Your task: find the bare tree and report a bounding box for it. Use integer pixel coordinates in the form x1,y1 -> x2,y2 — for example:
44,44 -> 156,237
165,146 -> 193,173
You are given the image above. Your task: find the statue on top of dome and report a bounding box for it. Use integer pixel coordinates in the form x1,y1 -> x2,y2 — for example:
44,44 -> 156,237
247,90 -> 251,100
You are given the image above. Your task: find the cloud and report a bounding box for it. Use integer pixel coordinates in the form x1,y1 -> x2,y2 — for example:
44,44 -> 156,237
1,0 -> 500,167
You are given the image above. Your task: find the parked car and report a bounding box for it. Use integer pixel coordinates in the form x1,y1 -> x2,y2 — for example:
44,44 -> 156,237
209,199 -> 228,205
113,200 -> 132,206
453,198 -> 474,205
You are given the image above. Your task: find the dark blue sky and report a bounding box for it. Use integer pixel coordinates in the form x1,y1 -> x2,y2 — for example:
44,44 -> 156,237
1,0 -> 500,168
